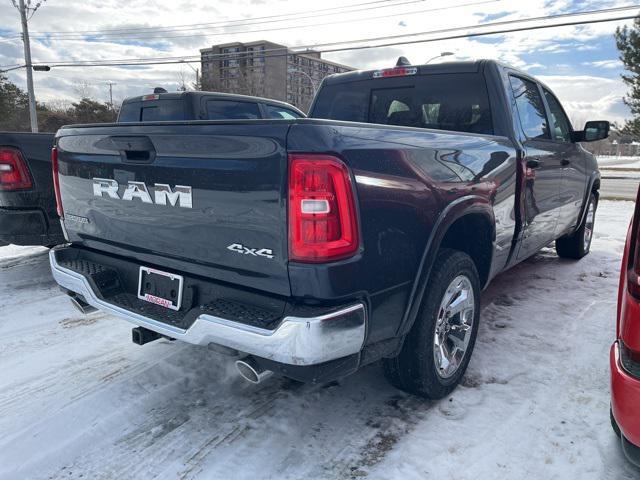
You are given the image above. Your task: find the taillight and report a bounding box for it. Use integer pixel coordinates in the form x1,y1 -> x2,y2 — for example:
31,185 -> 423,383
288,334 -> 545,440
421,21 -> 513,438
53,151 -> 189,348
0,147 -> 33,191
627,185 -> 640,298
51,147 -> 64,218
288,154 -> 359,263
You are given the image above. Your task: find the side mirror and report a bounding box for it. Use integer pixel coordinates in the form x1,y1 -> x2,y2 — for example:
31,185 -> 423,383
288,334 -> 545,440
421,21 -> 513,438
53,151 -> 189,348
576,120 -> 610,142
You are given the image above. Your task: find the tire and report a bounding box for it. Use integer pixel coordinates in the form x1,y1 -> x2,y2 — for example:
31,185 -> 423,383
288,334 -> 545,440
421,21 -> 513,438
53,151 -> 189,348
383,248 -> 481,399
611,407 -> 622,438
556,193 -> 597,259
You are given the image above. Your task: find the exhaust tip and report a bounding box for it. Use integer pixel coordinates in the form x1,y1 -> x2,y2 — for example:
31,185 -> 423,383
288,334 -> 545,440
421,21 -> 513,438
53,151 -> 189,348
235,357 -> 272,384
69,294 -> 97,315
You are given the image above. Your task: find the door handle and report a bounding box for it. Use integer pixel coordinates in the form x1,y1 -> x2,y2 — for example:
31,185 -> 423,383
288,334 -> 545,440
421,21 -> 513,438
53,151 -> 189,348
526,158 -> 542,169
561,157 -> 571,166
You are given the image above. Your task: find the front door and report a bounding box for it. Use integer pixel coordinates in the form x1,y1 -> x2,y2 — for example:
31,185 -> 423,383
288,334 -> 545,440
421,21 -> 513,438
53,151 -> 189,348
542,88 -> 587,235
509,75 -> 564,260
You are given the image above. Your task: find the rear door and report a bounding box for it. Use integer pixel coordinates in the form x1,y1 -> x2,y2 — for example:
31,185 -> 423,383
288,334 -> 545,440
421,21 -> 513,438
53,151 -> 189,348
56,121 -> 292,296
509,75 -> 564,260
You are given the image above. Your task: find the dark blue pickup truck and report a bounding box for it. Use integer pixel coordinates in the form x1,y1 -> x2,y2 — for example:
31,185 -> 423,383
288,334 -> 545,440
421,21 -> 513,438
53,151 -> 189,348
49,59 -> 608,398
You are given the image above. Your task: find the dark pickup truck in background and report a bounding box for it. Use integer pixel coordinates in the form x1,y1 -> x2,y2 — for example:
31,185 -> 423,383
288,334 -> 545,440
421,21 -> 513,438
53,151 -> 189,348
50,59 -> 608,398
0,91 -> 304,246
0,132 -> 63,247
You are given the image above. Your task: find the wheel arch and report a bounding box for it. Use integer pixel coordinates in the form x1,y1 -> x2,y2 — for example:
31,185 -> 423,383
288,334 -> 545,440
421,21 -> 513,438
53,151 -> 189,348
395,196 -> 496,338
577,171 -> 600,228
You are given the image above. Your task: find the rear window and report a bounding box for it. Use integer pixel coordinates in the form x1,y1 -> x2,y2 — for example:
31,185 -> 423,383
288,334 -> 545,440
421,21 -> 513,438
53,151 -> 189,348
311,73 -> 493,135
206,100 -> 260,120
264,104 -> 302,119
118,100 -> 185,122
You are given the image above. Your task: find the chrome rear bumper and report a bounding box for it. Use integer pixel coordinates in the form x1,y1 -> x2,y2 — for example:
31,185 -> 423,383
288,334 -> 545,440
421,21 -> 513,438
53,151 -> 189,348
49,248 -> 366,366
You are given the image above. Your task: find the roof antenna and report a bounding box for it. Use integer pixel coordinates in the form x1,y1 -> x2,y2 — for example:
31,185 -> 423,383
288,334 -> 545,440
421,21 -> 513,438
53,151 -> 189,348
153,87 -> 168,94
396,56 -> 411,67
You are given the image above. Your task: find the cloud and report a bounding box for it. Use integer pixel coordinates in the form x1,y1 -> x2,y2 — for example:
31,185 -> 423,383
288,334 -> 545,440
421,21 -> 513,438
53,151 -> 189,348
582,59 -> 621,69
0,0 -> 634,123
538,74 -> 628,126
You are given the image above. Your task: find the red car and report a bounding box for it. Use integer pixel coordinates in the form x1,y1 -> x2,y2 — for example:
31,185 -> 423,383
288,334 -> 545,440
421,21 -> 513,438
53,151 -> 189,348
611,186 -> 640,466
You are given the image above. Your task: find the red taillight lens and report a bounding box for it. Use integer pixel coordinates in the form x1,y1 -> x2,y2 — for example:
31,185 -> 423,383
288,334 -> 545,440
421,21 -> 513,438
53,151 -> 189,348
0,147 -> 33,191
51,147 -> 64,218
289,154 -> 359,263
627,185 -> 640,298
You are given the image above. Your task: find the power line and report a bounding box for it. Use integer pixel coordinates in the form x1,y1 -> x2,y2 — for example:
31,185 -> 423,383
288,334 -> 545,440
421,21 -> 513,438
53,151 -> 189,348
23,0 -> 432,40
29,5 -> 640,68
29,0 -> 403,35
2,0 -> 415,38
16,0 -> 499,44
26,13 -> 639,70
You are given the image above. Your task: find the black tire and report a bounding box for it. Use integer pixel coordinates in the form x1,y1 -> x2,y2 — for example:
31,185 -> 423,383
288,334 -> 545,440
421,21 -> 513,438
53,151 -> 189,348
556,193 -> 597,259
611,407 -> 622,438
383,248 -> 481,399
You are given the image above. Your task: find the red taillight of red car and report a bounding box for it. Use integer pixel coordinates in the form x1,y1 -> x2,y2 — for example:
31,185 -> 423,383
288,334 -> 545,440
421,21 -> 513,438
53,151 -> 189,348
0,147 -> 33,191
288,154 -> 359,263
51,147 -> 64,218
627,187 -> 640,299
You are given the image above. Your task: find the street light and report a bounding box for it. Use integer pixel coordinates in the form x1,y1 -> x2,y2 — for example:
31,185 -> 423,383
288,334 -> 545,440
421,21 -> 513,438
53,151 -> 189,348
180,60 -> 200,90
287,68 -> 317,95
425,52 -> 454,64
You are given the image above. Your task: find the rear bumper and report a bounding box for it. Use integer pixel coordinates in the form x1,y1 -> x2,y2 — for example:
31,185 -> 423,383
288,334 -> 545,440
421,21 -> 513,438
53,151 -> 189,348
0,207 -> 63,246
49,247 -> 366,367
610,341 -> 640,465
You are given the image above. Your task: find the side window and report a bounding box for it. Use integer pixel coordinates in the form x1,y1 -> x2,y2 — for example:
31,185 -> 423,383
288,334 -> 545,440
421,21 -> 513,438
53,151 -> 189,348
264,104 -> 302,119
543,89 -> 572,142
509,76 -> 549,140
206,100 -> 260,120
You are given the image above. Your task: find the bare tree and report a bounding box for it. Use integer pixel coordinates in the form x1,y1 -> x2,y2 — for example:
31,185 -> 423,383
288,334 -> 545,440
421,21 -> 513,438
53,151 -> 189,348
72,80 -> 95,99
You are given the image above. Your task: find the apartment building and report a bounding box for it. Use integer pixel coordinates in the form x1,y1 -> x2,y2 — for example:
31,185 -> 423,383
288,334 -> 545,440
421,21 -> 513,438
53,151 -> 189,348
200,40 -> 354,112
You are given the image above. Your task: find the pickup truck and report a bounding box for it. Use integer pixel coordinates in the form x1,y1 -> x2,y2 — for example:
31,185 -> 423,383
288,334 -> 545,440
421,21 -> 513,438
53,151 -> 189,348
49,59 -> 608,398
0,91 -> 303,247
0,132 -> 64,246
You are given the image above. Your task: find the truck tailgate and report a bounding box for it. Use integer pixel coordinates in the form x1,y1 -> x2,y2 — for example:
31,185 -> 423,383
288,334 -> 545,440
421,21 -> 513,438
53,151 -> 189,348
56,122 -> 291,296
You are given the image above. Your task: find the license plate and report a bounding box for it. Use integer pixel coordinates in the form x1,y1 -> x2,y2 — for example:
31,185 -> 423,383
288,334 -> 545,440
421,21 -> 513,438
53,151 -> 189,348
137,266 -> 184,311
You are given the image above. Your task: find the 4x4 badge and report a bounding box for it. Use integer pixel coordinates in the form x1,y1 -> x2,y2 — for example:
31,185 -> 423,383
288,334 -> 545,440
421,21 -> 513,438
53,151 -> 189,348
227,243 -> 274,259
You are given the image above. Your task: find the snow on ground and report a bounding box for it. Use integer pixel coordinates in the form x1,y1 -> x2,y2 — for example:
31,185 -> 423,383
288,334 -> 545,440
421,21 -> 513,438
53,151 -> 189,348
0,201 -> 638,480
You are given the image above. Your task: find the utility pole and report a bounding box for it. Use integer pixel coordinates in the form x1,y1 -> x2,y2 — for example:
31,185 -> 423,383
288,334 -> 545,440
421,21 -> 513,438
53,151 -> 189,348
17,0 -> 38,132
13,0 -> 45,132
106,81 -> 117,110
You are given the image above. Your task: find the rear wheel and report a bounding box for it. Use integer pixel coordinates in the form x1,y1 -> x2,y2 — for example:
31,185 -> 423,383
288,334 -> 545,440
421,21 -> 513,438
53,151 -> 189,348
383,249 -> 480,399
556,193 -> 597,259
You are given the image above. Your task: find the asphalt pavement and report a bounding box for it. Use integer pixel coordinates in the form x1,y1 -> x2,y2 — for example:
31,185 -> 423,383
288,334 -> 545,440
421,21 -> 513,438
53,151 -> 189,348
600,174 -> 639,201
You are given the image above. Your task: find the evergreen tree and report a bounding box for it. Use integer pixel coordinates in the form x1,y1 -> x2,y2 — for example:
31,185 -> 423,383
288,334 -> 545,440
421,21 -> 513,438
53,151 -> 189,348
615,18 -> 640,137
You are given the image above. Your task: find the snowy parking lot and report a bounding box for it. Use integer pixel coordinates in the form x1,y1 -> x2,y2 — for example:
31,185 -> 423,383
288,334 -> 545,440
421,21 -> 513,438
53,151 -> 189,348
0,200 -> 638,480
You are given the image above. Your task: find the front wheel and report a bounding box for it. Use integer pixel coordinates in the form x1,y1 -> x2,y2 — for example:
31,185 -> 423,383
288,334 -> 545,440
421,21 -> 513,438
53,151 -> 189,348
383,249 -> 481,399
556,193 -> 597,259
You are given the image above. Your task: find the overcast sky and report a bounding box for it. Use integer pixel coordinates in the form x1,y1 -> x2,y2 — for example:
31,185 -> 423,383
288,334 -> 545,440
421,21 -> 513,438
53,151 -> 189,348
0,0 -> 636,126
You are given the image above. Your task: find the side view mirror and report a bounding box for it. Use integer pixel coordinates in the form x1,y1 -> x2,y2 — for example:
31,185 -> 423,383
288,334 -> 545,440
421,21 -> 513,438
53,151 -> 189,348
574,120 -> 610,142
